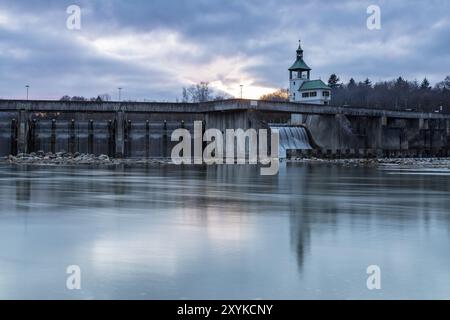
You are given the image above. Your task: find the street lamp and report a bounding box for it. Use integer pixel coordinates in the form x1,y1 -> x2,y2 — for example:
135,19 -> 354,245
240,85 -> 243,99
118,87 -> 123,101
25,85 -> 30,100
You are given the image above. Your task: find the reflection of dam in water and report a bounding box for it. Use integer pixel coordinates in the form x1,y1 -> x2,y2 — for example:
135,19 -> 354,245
270,125 -> 312,158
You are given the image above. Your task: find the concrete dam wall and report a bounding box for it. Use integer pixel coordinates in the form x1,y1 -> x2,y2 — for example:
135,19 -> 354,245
1,99 -> 450,159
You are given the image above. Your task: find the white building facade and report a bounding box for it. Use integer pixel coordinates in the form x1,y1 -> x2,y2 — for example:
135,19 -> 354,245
289,41 -> 331,105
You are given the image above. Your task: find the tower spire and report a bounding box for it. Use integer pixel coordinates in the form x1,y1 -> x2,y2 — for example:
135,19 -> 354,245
296,40 -> 303,58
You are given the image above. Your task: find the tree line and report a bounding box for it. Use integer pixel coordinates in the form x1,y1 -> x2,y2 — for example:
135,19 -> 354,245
260,74 -> 450,113
60,94 -> 111,102
327,74 -> 450,113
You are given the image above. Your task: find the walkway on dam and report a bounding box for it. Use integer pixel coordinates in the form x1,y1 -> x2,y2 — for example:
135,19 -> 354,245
1,99 -> 449,120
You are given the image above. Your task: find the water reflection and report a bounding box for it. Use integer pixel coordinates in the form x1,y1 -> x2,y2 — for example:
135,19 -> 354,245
0,163 -> 450,299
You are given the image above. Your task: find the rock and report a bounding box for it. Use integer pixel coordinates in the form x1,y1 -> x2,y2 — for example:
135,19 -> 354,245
98,154 -> 109,161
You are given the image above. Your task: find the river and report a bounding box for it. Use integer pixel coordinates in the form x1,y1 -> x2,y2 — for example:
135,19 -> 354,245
0,163 -> 449,299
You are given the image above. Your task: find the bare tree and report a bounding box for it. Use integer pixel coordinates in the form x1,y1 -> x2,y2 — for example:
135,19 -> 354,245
212,92 -> 233,101
260,89 -> 289,101
181,82 -> 232,102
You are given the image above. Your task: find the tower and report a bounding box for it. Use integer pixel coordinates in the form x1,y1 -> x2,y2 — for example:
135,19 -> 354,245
288,40 -> 331,105
289,40 -> 311,102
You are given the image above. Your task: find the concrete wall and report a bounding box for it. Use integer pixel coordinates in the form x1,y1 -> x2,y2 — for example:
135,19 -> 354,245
1,99 -> 450,158
294,113 -> 450,157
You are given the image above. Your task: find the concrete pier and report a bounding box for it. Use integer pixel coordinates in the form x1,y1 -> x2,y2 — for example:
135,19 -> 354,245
115,111 -> 125,158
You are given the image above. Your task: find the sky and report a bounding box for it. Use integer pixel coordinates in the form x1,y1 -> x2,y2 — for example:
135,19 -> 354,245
0,0 -> 449,101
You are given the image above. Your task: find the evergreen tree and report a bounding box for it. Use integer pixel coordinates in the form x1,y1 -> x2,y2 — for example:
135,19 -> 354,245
363,78 -> 372,87
327,74 -> 340,88
347,78 -> 357,90
420,78 -> 431,90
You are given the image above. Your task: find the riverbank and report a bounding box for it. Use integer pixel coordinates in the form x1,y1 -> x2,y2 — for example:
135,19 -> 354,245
287,157 -> 450,169
2,152 -> 168,166
2,152 -> 450,169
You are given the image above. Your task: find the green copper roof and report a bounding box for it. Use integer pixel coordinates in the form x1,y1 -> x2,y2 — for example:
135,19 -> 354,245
288,57 -> 311,71
298,80 -> 330,91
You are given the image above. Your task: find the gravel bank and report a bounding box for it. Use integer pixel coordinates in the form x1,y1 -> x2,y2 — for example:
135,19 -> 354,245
287,157 -> 450,169
2,152 -> 450,169
2,152 -> 169,166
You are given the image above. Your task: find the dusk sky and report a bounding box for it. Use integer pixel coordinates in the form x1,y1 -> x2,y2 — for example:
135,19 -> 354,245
0,0 -> 449,101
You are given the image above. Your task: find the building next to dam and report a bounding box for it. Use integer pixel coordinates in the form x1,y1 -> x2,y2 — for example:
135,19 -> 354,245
0,41 -> 449,160
289,41 -> 331,105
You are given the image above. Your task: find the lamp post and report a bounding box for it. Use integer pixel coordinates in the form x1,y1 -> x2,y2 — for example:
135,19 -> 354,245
25,85 -> 30,100
240,85 -> 243,99
118,87 -> 122,101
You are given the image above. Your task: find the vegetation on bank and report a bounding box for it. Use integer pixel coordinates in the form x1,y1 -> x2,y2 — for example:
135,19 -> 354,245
261,74 -> 450,113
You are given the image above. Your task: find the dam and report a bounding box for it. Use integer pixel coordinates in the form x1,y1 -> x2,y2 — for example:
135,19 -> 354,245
1,99 -> 450,159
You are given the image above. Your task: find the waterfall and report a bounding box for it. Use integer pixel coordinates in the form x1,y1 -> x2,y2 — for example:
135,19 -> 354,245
270,126 -> 312,158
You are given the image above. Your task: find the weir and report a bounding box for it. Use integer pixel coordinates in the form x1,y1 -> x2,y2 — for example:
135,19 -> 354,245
270,125 -> 312,158
1,99 -> 450,159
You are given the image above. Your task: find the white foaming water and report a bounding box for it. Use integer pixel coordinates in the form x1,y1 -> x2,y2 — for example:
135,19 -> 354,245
271,126 -> 312,158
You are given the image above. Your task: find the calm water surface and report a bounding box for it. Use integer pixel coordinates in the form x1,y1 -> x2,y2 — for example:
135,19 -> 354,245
0,163 -> 449,299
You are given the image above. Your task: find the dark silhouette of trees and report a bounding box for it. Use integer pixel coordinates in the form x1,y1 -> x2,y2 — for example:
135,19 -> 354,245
420,78 -> 431,90
60,95 -> 72,101
182,82 -> 211,102
60,94 -> 111,102
181,82 -> 232,102
328,74 -> 450,113
436,76 -> 450,91
327,74 -> 340,88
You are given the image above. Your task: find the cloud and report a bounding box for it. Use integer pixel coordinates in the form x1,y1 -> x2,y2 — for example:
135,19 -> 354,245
0,0 -> 449,100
